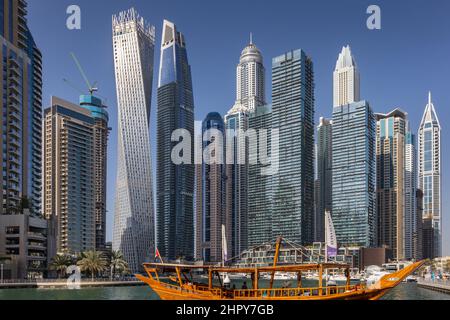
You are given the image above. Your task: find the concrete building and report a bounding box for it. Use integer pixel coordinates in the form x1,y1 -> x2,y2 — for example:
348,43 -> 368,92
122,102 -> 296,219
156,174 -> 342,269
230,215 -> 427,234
375,109 -> 407,260
0,213 -> 48,279
112,8 -> 156,272
333,45 -> 360,108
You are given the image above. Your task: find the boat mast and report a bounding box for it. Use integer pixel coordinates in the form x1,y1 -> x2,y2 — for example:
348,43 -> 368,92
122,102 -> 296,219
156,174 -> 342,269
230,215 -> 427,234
269,237 -> 282,291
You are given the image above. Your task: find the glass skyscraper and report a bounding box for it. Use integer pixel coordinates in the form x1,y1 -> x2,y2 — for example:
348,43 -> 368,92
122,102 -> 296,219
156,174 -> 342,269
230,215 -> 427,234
0,0 -> 42,217
271,49 -> 315,246
315,117 -> 333,243
332,100 -> 376,248
418,92 -> 441,258
225,37 -> 266,257
248,104 -> 273,247
157,20 -> 195,261
195,112 -> 229,263
112,8 -> 155,272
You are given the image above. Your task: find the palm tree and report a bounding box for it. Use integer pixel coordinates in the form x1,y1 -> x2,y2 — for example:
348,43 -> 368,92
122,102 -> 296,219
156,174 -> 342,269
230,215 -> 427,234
109,250 -> 129,280
50,254 -> 73,279
77,251 -> 107,281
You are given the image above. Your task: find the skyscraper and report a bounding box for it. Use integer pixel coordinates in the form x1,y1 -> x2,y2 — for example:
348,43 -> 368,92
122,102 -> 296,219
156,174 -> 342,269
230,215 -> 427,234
418,92 -> 441,258
112,8 -> 155,272
315,117 -> 333,242
271,49 -> 315,245
332,100 -> 376,248
0,0 -> 47,279
225,37 -> 266,256
79,95 -> 109,250
195,113 -> 229,263
43,97 -> 98,254
375,109 -> 407,260
405,128 -> 419,260
157,20 -> 195,261
0,0 -> 43,217
248,104 -> 273,247
333,46 -> 360,108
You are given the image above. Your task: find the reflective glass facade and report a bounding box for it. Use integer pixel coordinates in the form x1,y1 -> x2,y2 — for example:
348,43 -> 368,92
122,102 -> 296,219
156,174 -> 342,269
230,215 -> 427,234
271,49 -> 315,246
157,20 -> 195,261
332,100 -> 376,248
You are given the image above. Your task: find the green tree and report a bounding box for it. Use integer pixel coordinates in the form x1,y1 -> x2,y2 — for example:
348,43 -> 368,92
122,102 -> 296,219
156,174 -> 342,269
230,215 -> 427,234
77,251 -> 107,281
109,250 -> 129,279
50,254 -> 73,279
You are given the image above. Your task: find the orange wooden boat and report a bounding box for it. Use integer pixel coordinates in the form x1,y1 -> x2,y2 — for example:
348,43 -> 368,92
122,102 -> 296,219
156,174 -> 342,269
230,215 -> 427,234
136,240 -> 425,300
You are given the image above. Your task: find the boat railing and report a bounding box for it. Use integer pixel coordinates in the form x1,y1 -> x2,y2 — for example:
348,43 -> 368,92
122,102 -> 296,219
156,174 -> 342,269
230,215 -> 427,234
233,284 -> 362,299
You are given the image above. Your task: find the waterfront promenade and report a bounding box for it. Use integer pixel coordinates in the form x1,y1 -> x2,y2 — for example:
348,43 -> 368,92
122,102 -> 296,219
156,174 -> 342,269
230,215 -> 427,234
417,279 -> 450,295
0,278 -> 145,289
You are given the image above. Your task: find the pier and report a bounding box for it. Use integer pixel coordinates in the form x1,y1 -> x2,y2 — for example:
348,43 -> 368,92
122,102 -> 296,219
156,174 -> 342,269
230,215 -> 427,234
0,278 -> 145,289
417,279 -> 450,295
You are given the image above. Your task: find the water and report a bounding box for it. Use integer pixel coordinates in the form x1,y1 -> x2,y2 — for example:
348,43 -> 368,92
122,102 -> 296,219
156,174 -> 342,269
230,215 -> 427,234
0,282 -> 448,300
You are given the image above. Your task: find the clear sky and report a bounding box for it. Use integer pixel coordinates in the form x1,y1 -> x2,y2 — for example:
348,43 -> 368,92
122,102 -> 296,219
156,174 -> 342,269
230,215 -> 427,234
27,0 -> 449,255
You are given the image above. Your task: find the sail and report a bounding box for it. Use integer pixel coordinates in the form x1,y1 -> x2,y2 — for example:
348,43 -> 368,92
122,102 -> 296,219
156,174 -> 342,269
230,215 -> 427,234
325,210 -> 337,258
222,224 -> 228,264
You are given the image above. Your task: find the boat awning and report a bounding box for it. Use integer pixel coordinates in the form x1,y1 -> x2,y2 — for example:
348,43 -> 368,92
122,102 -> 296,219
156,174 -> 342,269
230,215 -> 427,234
143,263 -> 350,273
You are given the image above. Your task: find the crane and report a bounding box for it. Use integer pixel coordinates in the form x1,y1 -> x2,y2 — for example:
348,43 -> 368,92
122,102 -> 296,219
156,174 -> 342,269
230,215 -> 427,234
69,52 -> 98,95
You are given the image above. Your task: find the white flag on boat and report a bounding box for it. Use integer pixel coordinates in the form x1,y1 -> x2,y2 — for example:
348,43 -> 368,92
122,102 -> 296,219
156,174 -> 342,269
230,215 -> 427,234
222,224 -> 228,264
325,210 -> 337,258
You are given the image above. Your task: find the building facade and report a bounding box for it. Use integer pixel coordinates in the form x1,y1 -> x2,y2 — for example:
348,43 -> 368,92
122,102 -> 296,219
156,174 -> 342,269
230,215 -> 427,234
418,92 -> 441,258
248,104 -> 273,247
405,130 -> 419,260
271,49 -> 315,245
225,38 -> 266,257
79,95 -> 109,250
112,8 -> 155,272
43,97 -> 97,255
157,20 -> 195,261
333,46 -> 360,108
315,117 -> 333,242
332,100 -> 377,248
195,113 -> 229,263
375,109 -> 407,260
0,0 -> 43,217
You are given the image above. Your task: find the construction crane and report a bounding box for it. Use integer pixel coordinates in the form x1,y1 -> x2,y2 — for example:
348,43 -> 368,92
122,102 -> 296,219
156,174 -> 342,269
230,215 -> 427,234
69,52 -> 98,95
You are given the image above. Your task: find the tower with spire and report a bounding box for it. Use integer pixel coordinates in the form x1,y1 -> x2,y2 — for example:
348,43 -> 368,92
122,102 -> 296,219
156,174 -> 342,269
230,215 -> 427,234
418,91 -> 441,258
333,45 -> 360,108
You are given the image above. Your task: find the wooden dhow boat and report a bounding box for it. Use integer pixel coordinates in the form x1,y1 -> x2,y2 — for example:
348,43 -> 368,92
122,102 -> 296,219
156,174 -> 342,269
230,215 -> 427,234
136,239 -> 425,300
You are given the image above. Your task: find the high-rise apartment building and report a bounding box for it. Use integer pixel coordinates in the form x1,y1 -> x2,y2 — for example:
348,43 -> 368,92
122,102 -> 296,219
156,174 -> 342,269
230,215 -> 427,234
43,97 -> 99,254
112,8 -> 155,272
332,100 -> 377,248
225,37 -> 266,256
271,49 -> 315,245
375,109 -> 407,260
315,117 -> 332,242
157,20 -> 195,261
1,0 -> 43,217
248,104 -> 273,247
418,92 -> 441,258
405,129 -> 419,260
195,113 -> 229,263
333,46 -> 360,108
79,95 -> 109,250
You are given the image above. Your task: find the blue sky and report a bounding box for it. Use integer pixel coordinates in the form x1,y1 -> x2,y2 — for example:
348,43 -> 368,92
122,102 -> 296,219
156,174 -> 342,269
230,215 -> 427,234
27,0 -> 449,255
